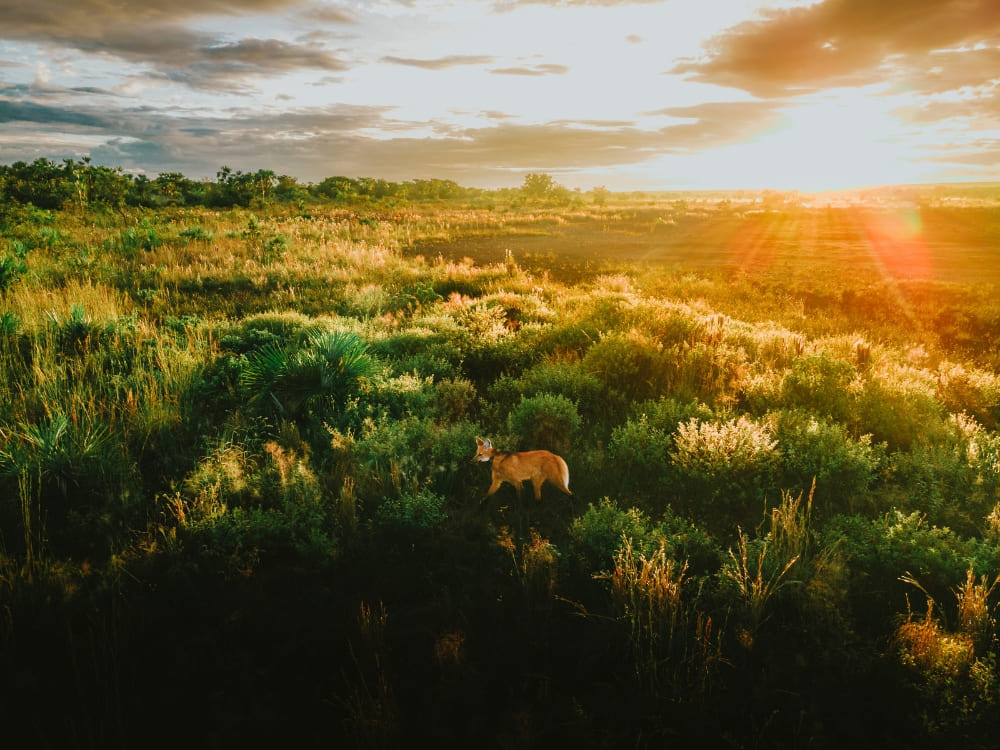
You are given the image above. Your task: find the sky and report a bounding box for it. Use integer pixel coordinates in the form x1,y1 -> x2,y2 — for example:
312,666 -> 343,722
1,0 -> 999,192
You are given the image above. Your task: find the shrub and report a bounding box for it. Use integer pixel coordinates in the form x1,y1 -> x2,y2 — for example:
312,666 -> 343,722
607,415 -> 672,500
569,498 -> 659,574
769,409 -> 885,516
895,595 -> 999,740
366,371 -> 437,420
854,376 -> 945,452
657,506 -> 725,578
582,329 -> 666,403
670,415 -> 781,528
887,413 -> 997,534
434,376 -> 477,422
507,392 -> 581,453
240,330 -> 376,418
630,397 -> 715,433
780,353 -> 856,422
0,255 -> 27,291
375,487 -> 447,532
352,415 -> 479,500
829,511 -> 994,611
512,362 -> 606,423
935,361 -> 1000,429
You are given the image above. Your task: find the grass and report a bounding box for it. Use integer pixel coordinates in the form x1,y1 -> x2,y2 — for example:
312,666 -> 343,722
2,187 -> 1000,747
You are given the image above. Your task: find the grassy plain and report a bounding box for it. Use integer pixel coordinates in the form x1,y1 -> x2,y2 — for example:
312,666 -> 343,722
2,184 -> 1000,748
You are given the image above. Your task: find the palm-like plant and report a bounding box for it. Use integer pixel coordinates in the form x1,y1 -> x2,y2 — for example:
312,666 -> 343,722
1,413 -> 110,562
240,330 -> 375,417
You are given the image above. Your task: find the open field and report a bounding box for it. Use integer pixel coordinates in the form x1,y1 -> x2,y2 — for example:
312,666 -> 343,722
2,186 -> 1000,748
413,204 -> 1000,285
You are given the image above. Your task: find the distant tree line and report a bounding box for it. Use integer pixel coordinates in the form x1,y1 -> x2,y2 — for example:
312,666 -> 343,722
0,158 -> 594,211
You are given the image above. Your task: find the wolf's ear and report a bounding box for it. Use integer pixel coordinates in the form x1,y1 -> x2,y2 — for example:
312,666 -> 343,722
475,436 -> 484,446
483,438 -> 492,449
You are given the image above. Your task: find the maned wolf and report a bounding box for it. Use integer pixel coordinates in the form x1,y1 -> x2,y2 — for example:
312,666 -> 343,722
473,437 -> 572,501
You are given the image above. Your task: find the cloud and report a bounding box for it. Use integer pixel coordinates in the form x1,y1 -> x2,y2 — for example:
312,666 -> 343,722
0,77 -> 787,186
0,0 -> 351,90
493,0 -> 663,10
0,99 -> 111,128
196,37 -> 348,76
649,100 -> 787,148
670,0 -> 1000,98
894,93 -> 1000,126
894,47 -> 1000,96
919,139 -> 1000,166
489,63 -> 569,76
380,55 -> 495,70
0,0 -> 308,33
300,5 -> 357,25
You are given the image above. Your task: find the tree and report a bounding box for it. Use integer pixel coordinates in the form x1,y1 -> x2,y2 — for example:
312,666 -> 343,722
522,172 -> 556,201
313,176 -> 358,201
252,169 -> 278,203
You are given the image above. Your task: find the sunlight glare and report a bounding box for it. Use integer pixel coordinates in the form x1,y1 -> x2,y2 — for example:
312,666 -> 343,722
738,87 -> 923,191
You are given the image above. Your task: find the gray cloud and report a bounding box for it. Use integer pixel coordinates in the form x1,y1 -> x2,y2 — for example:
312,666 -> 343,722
0,99 -> 112,127
670,0 -> 1000,98
0,0 -> 308,33
0,0 -> 352,90
0,81 -> 797,184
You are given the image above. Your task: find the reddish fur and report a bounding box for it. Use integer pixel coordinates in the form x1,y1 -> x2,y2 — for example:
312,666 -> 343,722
474,437 -> 572,501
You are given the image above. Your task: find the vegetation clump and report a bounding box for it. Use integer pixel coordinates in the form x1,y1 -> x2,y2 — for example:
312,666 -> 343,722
2,173 -> 1000,748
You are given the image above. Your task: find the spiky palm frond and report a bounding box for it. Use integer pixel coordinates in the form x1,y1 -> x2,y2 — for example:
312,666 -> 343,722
240,331 -> 374,417
1,413 -> 110,484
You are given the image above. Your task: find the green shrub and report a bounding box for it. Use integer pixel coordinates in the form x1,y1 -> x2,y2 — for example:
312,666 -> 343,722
240,330 -> 376,418
507,392 -> 581,453
582,329 -> 665,403
374,487 -> 447,532
828,511 -> 995,611
607,415 -> 672,499
769,409 -> 885,516
514,362 -> 606,422
372,329 -> 463,379
854,376 -> 946,452
629,397 -> 714,431
887,413 -> 998,534
0,255 -> 27,291
46,304 -> 109,355
352,415 -> 479,500
780,353 -> 856,422
569,498 -> 659,573
657,505 -> 725,578
670,415 -> 781,529
434,376 -> 477,422
935,361 -> 1000,429
366,371 -> 437,419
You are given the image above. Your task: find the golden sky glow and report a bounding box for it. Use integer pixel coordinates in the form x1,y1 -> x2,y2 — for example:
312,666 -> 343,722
1,0 -> 999,191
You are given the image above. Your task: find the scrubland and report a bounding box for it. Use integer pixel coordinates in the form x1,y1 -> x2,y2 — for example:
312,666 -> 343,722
2,184 -> 1000,748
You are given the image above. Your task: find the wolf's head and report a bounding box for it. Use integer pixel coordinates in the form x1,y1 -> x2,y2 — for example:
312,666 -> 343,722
473,436 -> 495,462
